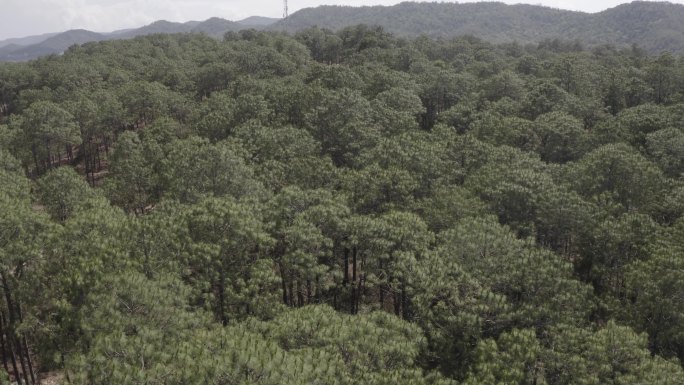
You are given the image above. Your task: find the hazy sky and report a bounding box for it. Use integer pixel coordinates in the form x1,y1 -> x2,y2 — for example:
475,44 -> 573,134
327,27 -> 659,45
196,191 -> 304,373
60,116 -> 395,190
1,0 -> 682,40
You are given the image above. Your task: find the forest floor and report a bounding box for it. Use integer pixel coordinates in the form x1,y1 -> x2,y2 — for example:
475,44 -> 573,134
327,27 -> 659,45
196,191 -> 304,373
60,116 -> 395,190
38,372 -> 62,385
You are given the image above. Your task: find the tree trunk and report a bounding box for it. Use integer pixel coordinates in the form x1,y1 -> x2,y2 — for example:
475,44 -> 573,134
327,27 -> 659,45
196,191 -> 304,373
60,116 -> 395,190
1,274 -> 30,385
96,148 -> 102,170
289,280 -> 295,307
217,268 -> 227,326
13,333 -> 30,385
378,259 -> 384,310
31,144 -> 40,175
343,247 -> 349,285
401,279 -> 408,320
45,138 -> 52,170
356,274 -> 363,314
351,247 -> 358,313
0,321 -> 10,381
16,305 -> 35,385
296,280 -> 304,307
279,263 -> 288,306
83,145 -> 91,184
0,314 -> 19,385
352,247 -> 357,282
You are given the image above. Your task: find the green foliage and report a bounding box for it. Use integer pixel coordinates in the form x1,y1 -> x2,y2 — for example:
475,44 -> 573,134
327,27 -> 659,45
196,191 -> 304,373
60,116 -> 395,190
565,143 -> 668,213
163,136 -> 265,203
545,322 -> 684,385
436,217 -> 593,330
104,130 -> 162,213
305,87 -> 380,166
534,111 -> 587,163
36,167 -> 99,222
251,305 -> 424,373
625,218 -> 684,361
1,25 -> 683,385
464,329 -> 543,385
234,123 -> 336,190
184,196 -> 277,323
646,127 -> 684,177
11,100 -> 81,173
279,2 -> 684,55
415,185 -> 488,232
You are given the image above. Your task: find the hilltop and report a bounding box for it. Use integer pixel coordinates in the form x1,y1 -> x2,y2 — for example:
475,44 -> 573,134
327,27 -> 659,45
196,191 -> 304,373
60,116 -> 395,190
273,1 -> 684,53
1,1 -> 684,61
0,16 -> 279,61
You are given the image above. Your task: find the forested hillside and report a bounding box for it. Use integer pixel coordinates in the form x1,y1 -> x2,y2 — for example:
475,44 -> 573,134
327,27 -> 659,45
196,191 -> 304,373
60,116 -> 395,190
3,1 -> 684,62
0,17 -> 277,62
275,1 -> 684,53
0,27 -> 684,384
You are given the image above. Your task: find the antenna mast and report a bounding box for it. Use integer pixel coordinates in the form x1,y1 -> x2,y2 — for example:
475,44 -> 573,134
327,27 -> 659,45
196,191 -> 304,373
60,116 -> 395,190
283,0 -> 289,18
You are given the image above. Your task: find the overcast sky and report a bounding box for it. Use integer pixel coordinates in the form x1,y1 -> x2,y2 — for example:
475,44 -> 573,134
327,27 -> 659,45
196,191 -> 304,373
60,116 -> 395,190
1,0 -> 682,40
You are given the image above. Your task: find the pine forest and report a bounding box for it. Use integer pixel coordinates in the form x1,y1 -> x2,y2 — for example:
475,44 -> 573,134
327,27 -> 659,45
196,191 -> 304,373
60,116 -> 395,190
0,22 -> 683,384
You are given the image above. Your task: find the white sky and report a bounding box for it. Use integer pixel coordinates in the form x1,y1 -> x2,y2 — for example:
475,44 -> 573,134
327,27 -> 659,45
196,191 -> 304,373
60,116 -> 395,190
1,0 -> 681,40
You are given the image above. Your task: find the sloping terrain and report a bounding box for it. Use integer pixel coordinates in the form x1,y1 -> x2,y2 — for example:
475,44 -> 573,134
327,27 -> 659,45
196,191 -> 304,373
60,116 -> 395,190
272,1 -> 684,53
0,32 -> 59,48
1,1 -> 684,62
0,29 -> 105,61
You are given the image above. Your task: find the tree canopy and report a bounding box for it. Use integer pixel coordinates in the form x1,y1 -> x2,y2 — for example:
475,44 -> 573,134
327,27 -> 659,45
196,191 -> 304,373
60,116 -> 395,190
0,25 -> 683,385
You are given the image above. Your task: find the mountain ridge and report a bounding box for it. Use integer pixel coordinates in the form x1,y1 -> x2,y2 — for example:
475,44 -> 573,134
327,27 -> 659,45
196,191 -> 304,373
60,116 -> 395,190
0,32 -> 60,49
1,1 -> 683,62
271,1 -> 684,53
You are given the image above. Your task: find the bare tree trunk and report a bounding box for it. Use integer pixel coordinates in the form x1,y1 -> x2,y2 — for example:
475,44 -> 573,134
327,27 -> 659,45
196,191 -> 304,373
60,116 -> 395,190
0,314 -> 17,384
280,264 -> 288,306
343,248 -> 349,285
31,144 -> 40,175
0,324 -> 10,380
351,248 -> 358,313
401,279 -> 408,320
45,139 -> 52,170
289,280 -> 295,307
379,259 -> 384,310
16,304 -> 35,385
217,268 -> 227,326
296,280 -> 304,307
14,333 -> 30,385
2,276 -> 30,385
96,148 -> 102,170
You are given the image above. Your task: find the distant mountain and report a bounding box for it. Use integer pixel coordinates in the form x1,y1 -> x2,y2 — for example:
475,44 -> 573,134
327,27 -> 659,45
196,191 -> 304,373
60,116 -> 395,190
38,29 -> 106,51
0,16 -> 279,62
590,1 -> 684,53
273,2 -> 587,41
237,16 -> 281,27
113,20 -> 194,39
0,32 -> 60,49
0,29 -> 105,61
2,1 -> 684,62
271,1 -> 684,54
191,17 -> 245,38
106,28 -> 137,37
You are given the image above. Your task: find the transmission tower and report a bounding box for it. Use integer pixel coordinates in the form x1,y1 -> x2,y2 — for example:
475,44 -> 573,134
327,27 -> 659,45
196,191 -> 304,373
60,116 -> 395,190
283,0 -> 289,18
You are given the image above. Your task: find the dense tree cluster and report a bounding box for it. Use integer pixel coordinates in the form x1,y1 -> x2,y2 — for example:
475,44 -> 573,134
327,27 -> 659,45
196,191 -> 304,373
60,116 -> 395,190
0,27 -> 683,384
